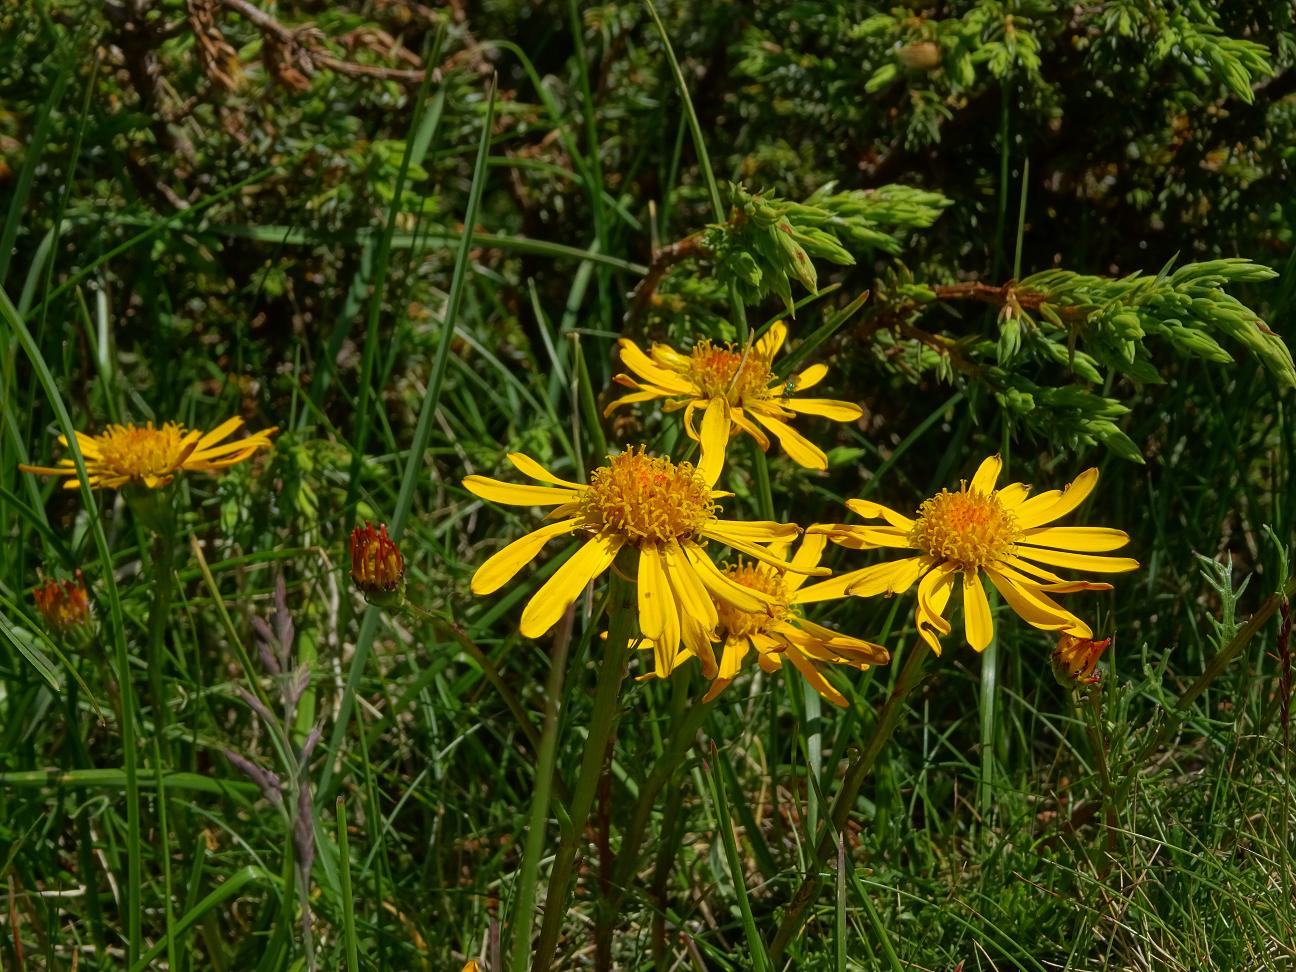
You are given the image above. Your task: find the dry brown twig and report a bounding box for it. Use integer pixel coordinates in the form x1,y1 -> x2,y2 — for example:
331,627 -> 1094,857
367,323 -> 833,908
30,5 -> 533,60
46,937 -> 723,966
218,0 -> 431,85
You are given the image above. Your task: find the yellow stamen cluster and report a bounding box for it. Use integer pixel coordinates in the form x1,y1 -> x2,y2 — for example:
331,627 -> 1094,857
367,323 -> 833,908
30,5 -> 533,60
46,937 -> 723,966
93,423 -> 196,484
909,487 -> 1018,571
716,560 -> 790,639
686,341 -> 775,403
579,448 -> 715,544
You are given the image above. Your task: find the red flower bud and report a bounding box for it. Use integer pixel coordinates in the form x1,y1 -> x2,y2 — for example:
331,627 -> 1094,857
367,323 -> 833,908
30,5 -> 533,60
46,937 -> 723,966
350,522 -> 405,605
1052,633 -> 1111,686
33,571 -> 93,639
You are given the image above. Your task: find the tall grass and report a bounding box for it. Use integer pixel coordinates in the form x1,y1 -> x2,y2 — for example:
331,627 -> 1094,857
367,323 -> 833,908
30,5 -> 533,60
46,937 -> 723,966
1,6 -> 1293,972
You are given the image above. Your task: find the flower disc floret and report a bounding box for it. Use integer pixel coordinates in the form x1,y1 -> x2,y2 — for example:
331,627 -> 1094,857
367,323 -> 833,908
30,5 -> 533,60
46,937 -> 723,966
686,341 -> 775,404
578,449 -> 715,544
909,487 -> 1018,571
715,561 -> 790,640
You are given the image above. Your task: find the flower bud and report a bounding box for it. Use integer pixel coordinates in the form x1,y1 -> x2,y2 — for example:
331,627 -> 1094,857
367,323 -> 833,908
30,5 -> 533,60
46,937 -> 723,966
1052,633 -> 1111,687
33,571 -> 94,643
349,522 -> 405,606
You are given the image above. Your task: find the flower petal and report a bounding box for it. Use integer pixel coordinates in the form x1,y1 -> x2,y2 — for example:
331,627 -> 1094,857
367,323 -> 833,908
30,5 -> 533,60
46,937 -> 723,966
705,518 -> 801,544
915,564 -> 956,654
839,555 -> 934,599
507,452 -> 583,488
1037,580 -> 1113,593
662,542 -> 719,632
663,543 -> 718,677
471,519 -> 580,595
784,533 -> 828,592
1014,547 -> 1140,573
718,637 -> 751,680
996,482 -> 1031,510
784,649 -> 848,707
701,526 -> 825,574
519,534 -> 622,638
817,524 -> 914,550
637,546 -> 670,641
781,398 -> 863,421
1014,467 -> 1099,529
603,389 -> 668,416
970,454 -> 1002,494
843,499 -> 916,530
750,411 -> 827,470
787,619 -> 889,665
696,398 -> 730,488
1019,526 -> 1130,552
962,572 -> 994,652
193,416 -> 245,451
983,565 -> 1091,637
730,406 -> 771,450
683,542 -> 775,612
787,362 -> 827,392
616,338 -> 697,394
463,476 -> 580,507
755,320 -> 788,359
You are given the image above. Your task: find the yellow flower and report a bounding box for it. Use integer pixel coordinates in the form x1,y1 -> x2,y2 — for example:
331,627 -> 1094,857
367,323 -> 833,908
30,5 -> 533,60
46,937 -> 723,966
701,534 -> 889,707
19,417 -> 276,490
806,456 -> 1138,654
604,321 -> 862,470
1051,633 -> 1111,686
463,401 -> 823,676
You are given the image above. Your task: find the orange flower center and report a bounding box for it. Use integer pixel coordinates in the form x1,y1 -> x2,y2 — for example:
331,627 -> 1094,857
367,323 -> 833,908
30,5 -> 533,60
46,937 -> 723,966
715,560 -> 790,639
909,487 -> 1018,571
94,423 -> 193,481
685,341 -> 775,404
579,449 -> 715,545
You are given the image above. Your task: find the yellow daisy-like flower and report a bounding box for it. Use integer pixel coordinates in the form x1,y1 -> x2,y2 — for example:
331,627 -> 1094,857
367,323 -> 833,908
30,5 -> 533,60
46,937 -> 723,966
19,417 -> 277,490
805,456 -> 1138,654
462,401 -> 824,677
604,321 -> 862,470
700,533 -> 890,707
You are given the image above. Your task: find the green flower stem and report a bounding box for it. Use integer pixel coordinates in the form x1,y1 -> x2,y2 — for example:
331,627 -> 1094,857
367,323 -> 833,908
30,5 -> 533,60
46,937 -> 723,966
532,570 -> 635,972
1079,684 -> 1118,871
507,605 -> 575,972
609,692 -> 715,908
143,500 -> 178,746
768,640 -> 930,962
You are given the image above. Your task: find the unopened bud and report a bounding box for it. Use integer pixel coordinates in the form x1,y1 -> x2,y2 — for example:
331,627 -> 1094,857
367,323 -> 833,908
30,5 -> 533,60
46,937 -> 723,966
350,522 -> 405,607
33,571 -> 94,644
1052,633 -> 1111,687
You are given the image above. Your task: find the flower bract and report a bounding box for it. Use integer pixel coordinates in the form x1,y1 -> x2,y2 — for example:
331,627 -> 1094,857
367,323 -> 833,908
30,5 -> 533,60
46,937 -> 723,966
604,321 -> 862,470
462,401 -> 824,676
805,456 -> 1138,654
19,417 -> 276,490
700,534 -> 889,707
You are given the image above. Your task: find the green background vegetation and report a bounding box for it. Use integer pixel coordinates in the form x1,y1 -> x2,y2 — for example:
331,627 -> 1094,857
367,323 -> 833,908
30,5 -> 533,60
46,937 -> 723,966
1,1 -> 1294,969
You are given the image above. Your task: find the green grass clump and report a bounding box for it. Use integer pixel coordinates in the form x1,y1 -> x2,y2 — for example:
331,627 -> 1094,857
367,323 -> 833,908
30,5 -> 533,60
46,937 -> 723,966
1,2 -> 1294,970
